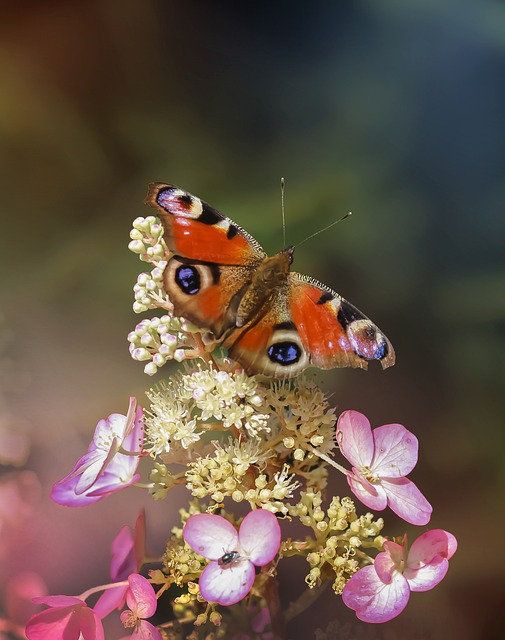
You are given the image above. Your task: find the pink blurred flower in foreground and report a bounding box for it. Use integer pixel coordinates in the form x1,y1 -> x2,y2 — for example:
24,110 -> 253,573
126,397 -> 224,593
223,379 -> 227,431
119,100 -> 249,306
183,510 -> 281,606
343,529 -> 457,623
25,596 -> 104,640
51,397 -> 144,507
93,510 -> 147,618
336,410 -> 432,525
119,574 -> 162,640
0,571 -> 47,637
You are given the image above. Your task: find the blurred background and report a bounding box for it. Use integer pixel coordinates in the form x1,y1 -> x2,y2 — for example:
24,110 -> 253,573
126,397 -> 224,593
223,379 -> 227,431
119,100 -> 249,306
1,1 -> 504,638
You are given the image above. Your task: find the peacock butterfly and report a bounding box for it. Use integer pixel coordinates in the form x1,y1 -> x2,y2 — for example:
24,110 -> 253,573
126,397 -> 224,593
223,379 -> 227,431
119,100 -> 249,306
145,183 -> 395,378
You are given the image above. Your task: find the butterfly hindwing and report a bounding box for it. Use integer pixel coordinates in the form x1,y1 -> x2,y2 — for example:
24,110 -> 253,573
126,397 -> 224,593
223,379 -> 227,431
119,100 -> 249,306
223,287 -> 310,377
289,273 -> 395,371
164,258 -> 255,339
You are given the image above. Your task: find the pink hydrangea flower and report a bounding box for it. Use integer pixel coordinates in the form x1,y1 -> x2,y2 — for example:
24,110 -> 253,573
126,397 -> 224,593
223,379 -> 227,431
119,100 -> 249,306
93,510 -> 146,618
119,574 -> 162,640
183,510 -> 281,606
343,529 -> 457,623
25,595 -> 104,640
51,398 -> 144,507
336,410 -> 432,525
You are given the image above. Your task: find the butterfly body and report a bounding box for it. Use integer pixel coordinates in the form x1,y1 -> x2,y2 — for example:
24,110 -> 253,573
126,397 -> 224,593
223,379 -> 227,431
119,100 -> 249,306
146,183 -> 395,378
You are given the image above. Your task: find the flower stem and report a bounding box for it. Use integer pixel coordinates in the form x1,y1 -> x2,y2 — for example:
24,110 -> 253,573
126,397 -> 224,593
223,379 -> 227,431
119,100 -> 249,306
264,572 -> 286,640
284,581 -> 329,622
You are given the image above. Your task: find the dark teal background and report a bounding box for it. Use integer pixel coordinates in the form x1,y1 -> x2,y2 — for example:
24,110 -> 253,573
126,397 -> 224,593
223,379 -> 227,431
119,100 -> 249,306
1,2 -> 504,638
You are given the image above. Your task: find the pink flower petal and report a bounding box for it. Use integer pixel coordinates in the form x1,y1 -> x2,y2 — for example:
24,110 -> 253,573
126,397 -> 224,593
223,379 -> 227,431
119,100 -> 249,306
125,574 -> 157,619
407,529 -> 458,565
371,424 -> 418,477
93,586 -> 127,619
342,565 -> 410,623
78,606 -> 106,640
346,473 -> 387,511
199,560 -> 256,606
110,526 -> 136,580
183,514 -> 238,560
25,606 -> 81,640
132,619 -> 163,640
123,405 -> 145,454
238,510 -> 281,566
380,477 -> 432,525
336,411 -> 374,468
405,555 -> 449,592
404,529 -> 457,591
374,550 -> 398,583
25,600 -> 105,640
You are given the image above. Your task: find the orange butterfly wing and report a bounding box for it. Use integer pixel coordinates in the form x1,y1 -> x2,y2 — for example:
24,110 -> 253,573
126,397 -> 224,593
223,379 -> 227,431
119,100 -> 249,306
145,182 -> 264,265
289,273 -> 395,370
145,183 -> 264,337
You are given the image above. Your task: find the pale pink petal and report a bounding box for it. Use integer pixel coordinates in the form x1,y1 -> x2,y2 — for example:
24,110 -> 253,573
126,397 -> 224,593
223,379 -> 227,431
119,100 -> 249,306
371,424 -> 418,477
199,560 -> 255,606
125,574 -> 157,619
238,510 -> 281,566
183,514 -> 238,560
405,556 -> 449,592
404,529 -> 457,592
92,414 -> 128,446
134,509 -> 147,569
93,586 -> 127,619
132,619 -> 163,640
407,529 -> 458,565
123,405 -> 145,454
342,565 -> 410,623
374,550 -> 397,583
383,538 -> 407,566
381,478 -> 432,525
25,606 -> 81,639
110,526 -> 135,580
25,601 -> 105,640
347,473 -> 388,511
78,607 -> 106,640
336,411 -> 374,468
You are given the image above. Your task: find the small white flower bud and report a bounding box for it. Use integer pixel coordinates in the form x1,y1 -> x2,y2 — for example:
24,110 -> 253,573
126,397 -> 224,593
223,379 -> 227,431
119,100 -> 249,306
132,347 -> 151,361
153,353 -> 166,367
174,348 -> 186,362
128,240 -> 146,254
144,362 -> 158,376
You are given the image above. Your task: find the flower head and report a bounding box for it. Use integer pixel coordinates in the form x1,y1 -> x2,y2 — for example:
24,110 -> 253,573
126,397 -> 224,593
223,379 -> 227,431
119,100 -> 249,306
342,529 -> 457,623
183,509 -> 281,606
25,596 -> 104,640
337,410 -> 432,525
51,398 -> 144,507
119,573 -> 162,640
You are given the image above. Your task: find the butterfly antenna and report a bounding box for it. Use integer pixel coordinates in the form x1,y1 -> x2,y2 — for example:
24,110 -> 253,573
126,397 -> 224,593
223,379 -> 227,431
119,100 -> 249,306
281,177 -> 286,248
294,211 -> 352,248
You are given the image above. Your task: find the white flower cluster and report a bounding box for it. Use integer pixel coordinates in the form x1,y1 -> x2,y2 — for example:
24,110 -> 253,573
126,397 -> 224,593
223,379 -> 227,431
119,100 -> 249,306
132,263 -> 171,313
143,367 -> 270,457
128,216 -> 167,263
127,315 -> 192,375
